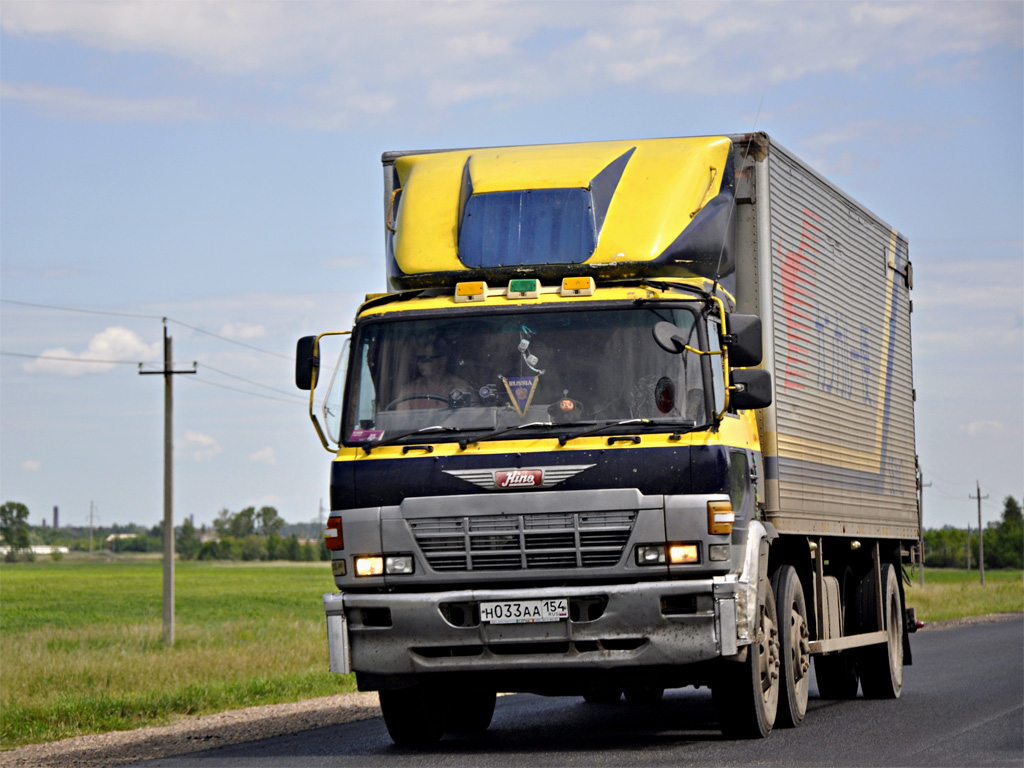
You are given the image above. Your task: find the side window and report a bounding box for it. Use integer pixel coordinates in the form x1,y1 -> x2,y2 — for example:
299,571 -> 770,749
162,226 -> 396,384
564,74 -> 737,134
707,317 -> 726,416
728,450 -> 750,519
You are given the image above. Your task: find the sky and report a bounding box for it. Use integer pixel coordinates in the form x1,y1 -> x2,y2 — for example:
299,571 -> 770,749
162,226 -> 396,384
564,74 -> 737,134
1,0 -> 1021,534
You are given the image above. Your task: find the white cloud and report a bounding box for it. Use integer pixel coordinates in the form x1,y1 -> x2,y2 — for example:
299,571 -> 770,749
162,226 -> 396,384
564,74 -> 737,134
23,460 -> 41,471
21,326 -> 160,377
2,1 -> 1019,127
0,81 -> 206,122
964,420 -> 1011,437
181,431 -> 222,461
220,322 -> 266,340
249,447 -> 276,465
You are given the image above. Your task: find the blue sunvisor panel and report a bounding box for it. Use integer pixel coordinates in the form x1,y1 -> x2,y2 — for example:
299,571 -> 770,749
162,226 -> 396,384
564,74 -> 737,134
459,189 -> 597,267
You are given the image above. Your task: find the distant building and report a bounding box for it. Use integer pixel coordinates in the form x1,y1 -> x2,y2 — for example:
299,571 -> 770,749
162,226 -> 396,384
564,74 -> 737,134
105,533 -> 140,550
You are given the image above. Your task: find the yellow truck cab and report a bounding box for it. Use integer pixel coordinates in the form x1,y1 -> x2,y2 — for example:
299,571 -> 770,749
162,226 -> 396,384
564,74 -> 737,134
296,134 -> 918,744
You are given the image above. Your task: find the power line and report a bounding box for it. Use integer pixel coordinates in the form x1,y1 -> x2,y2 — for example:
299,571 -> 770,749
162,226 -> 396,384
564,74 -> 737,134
0,298 -> 160,319
1,298 -> 292,360
4,350 -> 305,404
165,318 -> 291,360
0,351 -> 146,365
182,373 -> 306,405
198,363 -> 304,399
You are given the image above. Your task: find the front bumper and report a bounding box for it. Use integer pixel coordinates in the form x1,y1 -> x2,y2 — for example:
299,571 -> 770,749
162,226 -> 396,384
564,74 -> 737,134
327,577 -> 745,676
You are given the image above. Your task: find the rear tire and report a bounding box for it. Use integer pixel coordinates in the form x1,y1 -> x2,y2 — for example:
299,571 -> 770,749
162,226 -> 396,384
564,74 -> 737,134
624,687 -> 665,704
379,685 -> 444,746
583,690 -> 622,704
814,652 -> 860,699
856,563 -> 904,699
815,565 -> 860,699
713,581 -> 780,739
771,565 -> 809,727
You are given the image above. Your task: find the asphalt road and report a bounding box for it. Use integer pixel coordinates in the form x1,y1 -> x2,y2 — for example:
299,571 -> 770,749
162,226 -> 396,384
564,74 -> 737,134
141,616 -> 1022,767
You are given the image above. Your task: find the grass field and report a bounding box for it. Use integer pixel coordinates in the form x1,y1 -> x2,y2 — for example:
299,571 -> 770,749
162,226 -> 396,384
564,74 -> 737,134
903,567 -> 1023,621
0,559 -> 356,750
0,559 -> 1020,750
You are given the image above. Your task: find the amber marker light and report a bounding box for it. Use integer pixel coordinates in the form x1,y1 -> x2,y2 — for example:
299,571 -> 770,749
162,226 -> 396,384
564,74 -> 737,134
324,516 -> 344,550
668,544 -> 699,564
707,501 -> 735,535
560,276 -> 595,296
455,281 -> 487,302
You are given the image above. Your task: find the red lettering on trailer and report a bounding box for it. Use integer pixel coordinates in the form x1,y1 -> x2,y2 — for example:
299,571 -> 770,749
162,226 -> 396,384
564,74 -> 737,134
778,209 -> 820,389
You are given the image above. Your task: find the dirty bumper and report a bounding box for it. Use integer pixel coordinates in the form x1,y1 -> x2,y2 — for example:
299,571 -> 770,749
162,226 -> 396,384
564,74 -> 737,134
326,579 -> 744,677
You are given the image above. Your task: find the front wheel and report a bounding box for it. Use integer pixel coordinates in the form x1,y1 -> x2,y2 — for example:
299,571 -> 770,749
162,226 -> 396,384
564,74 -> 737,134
771,565 -> 810,727
379,685 -> 444,746
713,582 -> 780,739
442,688 -> 496,734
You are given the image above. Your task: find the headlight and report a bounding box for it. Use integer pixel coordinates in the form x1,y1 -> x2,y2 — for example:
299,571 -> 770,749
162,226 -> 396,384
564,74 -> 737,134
353,554 -> 415,577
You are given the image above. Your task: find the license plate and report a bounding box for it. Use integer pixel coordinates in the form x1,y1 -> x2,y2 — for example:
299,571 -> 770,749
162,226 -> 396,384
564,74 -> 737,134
480,598 -> 568,624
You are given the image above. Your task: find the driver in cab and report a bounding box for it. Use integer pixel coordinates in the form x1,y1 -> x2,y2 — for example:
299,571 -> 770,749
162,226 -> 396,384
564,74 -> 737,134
395,339 -> 473,409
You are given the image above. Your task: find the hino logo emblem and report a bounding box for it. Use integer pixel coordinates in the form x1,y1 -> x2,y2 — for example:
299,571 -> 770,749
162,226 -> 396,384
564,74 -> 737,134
443,465 -> 595,490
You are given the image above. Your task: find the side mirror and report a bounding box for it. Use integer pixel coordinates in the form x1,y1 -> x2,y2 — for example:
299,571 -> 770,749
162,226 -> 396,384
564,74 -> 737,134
653,321 -> 690,354
730,368 -> 772,410
295,336 -> 319,391
725,314 -> 763,368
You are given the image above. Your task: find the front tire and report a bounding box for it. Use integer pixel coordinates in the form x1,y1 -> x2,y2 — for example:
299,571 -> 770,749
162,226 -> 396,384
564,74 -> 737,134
714,582 -> 780,739
379,685 -> 443,746
442,688 -> 496,734
771,565 -> 810,727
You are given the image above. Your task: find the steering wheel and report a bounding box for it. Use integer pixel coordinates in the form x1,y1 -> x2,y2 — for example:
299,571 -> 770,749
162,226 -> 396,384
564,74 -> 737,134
384,393 -> 449,410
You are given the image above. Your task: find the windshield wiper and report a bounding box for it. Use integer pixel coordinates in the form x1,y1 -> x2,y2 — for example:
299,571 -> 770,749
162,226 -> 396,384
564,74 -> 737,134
557,418 -> 708,446
458,420 -> 558,450
558,418 -> 651,446
362,425 -> 461,454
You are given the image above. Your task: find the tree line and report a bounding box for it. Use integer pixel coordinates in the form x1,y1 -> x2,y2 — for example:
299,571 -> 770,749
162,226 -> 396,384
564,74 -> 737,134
0,502 -> 327,563
923,495 -> 1022,569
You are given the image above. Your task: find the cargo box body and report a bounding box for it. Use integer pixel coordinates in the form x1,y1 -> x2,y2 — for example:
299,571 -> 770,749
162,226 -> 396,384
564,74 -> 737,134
736,136 -> 917,540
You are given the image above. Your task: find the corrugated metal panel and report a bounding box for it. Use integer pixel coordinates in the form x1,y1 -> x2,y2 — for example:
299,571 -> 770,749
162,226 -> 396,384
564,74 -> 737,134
762,142 -> 917,536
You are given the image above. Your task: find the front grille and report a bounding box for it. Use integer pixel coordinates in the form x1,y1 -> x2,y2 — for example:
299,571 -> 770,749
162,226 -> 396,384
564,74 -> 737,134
410,510 -> 636,572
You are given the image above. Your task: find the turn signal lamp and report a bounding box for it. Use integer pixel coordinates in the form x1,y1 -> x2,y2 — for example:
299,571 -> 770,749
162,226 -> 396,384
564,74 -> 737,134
707,501 -> 735,535
668,544 -> 699,564
324,516 -> 344,550
507,278 -> 540,298
455,281 -> 487,302
560,276 -> 595,296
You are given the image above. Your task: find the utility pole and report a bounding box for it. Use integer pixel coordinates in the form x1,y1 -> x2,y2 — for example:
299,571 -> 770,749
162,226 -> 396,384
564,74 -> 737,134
89,501 -> 94,556
140,320 -> 196,645
916,462 -> 930,587
969,481 -> 988,586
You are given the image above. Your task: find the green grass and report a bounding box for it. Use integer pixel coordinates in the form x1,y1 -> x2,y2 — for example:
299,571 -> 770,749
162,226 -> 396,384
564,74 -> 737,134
0,560 -> 356,750
0,560 -> 1020,750
903,567 -> 1023,622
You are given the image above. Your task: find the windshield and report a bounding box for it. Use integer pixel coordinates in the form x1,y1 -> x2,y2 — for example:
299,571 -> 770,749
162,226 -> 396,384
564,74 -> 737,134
343,305 -> 708,445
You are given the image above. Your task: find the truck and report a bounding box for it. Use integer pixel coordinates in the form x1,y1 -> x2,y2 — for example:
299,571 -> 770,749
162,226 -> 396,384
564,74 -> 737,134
295,133 -> 919,744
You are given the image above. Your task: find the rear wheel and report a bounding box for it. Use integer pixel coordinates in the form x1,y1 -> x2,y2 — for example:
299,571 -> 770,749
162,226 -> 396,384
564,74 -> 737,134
714,582 -> 780,739
379,684 -> 444,746
815,565 -> 860,699
582,690 -> 622,704
771,565 -> 809,727
856,563 -> 904,699
624,687 -> 665,704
